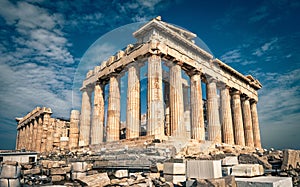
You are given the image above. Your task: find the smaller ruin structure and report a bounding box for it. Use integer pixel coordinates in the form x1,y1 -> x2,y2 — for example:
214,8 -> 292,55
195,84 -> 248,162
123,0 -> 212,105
15,107 -> 80,152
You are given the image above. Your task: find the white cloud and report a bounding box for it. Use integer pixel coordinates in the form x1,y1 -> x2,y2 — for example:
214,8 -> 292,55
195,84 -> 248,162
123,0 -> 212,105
220,49 -> 241,64
255,69 -> 300,149
252,38 -> 278,57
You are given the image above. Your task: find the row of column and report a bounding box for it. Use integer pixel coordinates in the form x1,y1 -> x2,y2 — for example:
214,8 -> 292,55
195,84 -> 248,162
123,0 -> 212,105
16,113 -> 50,152
80,54 -> 261,148
16,110 -> 80,152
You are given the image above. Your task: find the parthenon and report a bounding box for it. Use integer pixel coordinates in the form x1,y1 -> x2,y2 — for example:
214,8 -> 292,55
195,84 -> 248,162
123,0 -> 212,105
16,17 -> 262,152
78,17 -> 262,149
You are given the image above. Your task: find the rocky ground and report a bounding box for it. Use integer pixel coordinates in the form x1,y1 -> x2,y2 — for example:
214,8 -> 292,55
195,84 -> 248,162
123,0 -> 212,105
0,143 -> 300,186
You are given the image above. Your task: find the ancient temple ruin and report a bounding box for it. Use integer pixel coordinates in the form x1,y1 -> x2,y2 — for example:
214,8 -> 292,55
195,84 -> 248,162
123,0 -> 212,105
78,17 -> 262,149
15,17 -> 262,153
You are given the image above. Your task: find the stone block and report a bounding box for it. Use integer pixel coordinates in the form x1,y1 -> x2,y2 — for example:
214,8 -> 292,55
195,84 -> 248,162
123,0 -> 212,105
186,160 -> 222,179
231,164 -> 264,177
72,162 -> 88,172
235,176 -> 292,187
164,174 -> 186,184
51,175 -> 65,182
0,165 -> 21,178
23,168 -> 41,175
0,178 -> 21,187
51,167 -> 66,175
163,162 -> 185,175
114,170 -> 128,178
71,172 -> 86,180
281,149 -> 300,170
76,173 -> 110,186
222,156 -> 239,166
156,163 -> 164,171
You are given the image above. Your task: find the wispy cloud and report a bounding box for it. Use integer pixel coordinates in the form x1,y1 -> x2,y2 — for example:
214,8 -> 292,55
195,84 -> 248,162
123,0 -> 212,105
254,69 -> 300,148
252,38 -> 278,57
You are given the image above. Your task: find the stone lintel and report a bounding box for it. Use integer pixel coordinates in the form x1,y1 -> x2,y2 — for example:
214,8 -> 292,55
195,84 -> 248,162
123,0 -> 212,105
17,107 -> 52,129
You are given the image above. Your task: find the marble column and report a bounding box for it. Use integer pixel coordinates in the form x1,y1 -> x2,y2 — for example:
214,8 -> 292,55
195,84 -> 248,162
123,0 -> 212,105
206,79 -> 222,143
41,113 -> 50,152
69,110 -> 80,149
25,124 -> 29,150
251,100 -> 262,148
35,117 -> 43,152
15,129 -> 20,150
91,82 -> 105,144
18,128 -> 23,149
220,86 -> 234,145
126,64 -> 140,139
32,119 -> 38,151
231,90 -> 245,146
190,73 -> 205,140
46,119 -> 54,152
242,96 -> 254,147
106,75 -> 120,142
147,55 -> 164,139
79,87 -> 92,146
169,63 -> 184,137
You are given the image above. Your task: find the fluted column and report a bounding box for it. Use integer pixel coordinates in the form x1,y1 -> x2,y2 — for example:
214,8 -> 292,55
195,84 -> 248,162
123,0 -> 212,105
206,79 -> 221,143
41,113 -> 51,152
183,83 -> 191,138
36,117 -> 43,152
251,100 -> 262,148
18,128 -> 23,149
16,129 -> 20,150
220,86 -> 234,144
106,75 -> 120,142
147,55 -> 164,139
32,119 -> 38,151
242,96 -> 254,147
69,110 -> 80,149
126,64 -> 140,139
79,87 -> 92,146
169,63 -> 184,137
25,124 -> 30,150
231,90 -> 245,146
190,73 -> 205,140
91,82 -> 105,144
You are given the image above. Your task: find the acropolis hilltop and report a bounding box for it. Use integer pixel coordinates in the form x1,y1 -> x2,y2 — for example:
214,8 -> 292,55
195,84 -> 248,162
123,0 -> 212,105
2,17 -> 298,187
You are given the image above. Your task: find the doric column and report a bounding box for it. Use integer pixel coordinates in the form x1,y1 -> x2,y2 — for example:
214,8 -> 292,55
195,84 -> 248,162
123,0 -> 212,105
206,79 -> 221,143
25,124 -> 30,150
91,82 -> 105,144
18,128 -> 23,149
69,110 -> 80,149
231,90 -> 245,146
16,129 -> 20,150
35,117 -> 43,152
190,72 -> 205,140
242,96 -> 254,147
106,75 -> 120,142
169,63 -> 184,137
79,87 -> 92,146
147,55 -> 164,139
32,119 -> 38,151
250,100 -> 262,148
126,64 -> 140,139
220,85 -> 234,144
41,113 -> 51,152
46,119 -> 54,152
29,122 -> 34,150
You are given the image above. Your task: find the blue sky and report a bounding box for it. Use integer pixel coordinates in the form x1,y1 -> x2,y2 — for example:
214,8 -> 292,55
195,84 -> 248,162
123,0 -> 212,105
0,0 -> 299,150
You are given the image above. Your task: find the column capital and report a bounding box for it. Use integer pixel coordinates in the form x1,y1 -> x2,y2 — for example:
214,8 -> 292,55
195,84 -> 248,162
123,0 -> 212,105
250,98 -> 258,104
241,94 -> 250,101
231,89 -> 241,96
